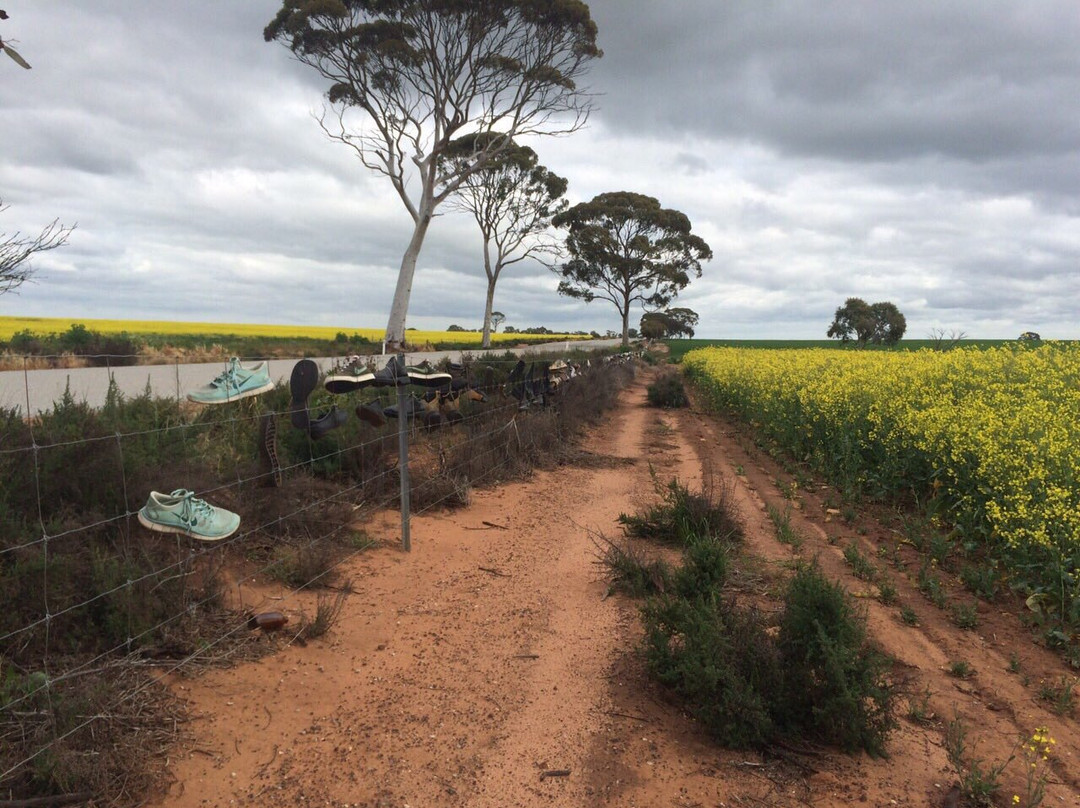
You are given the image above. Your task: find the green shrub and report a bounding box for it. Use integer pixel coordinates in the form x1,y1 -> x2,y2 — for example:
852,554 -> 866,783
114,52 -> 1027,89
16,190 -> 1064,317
642,594 -> 781,748
619,476 -> 741,546
777,564 -> 894,756
646,371 -> 688,408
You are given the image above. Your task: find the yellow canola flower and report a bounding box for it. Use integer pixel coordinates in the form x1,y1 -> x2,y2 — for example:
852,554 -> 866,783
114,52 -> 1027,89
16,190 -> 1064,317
683,344 -> 1080,571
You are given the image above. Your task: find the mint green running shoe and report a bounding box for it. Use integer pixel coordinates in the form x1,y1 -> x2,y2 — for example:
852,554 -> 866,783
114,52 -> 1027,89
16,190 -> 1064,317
187,357 -> 274,404
138,489 -> 241,542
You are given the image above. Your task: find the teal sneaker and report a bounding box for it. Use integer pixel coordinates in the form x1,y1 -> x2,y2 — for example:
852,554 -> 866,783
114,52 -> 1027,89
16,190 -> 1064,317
187,358 -> 274,404
138,489 -> 241,542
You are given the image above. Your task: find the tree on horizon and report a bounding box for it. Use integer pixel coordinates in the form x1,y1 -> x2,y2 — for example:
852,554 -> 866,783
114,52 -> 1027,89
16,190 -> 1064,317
553,192 -> 711,348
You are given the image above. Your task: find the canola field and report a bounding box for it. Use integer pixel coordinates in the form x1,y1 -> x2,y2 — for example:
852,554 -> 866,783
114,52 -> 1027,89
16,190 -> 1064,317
0,316 -> 583,346
684,344 -> 1080,628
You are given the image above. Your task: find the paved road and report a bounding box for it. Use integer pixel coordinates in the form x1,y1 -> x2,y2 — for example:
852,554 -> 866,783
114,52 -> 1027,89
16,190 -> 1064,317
0,339 -> 623,414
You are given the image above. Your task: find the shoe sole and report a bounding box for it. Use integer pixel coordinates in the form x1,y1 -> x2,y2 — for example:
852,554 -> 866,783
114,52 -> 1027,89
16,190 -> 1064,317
137,511 -> 238,542
187,380 -> 276,405
290,360 -> 319,429
325,372 -> 377,394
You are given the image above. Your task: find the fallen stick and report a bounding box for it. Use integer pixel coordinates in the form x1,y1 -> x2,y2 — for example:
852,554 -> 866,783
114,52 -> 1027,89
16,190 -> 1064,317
540,769 -> 571,780
479,566 -> 510,578
512,654 -> 539,660
482,521 -> 509,530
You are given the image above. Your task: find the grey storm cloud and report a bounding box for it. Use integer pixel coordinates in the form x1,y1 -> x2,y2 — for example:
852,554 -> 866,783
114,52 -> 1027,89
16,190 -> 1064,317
0,1 -> 1078,339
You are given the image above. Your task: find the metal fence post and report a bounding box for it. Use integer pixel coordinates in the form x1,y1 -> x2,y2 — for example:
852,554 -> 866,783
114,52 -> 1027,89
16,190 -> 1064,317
396,352 -> 411,552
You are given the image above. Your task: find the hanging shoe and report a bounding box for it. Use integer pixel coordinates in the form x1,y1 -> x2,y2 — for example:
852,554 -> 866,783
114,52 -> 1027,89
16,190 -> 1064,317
325,355 -> 376,394
289,359 -> 319,430
308,405 -> 349,439
356,400 -> 388,427
188,357 -> 274,405
406,360 -> 452,387
138,489 -> 240,542
372,355 -> 410,387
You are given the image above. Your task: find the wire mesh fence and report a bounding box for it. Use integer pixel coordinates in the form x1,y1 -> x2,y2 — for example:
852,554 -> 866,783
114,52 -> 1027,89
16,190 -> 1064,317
0,346 -> 638,802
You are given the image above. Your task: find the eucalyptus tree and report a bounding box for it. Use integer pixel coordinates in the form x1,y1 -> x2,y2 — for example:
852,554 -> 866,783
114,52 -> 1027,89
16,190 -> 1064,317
265,0 -> 601,351
442,136 -> 568,347
553,192 -> 712,348
827,298 -> 907,346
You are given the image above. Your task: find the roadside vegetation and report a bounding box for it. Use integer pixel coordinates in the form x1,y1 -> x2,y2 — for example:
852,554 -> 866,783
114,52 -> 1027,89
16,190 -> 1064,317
600,476 -> 895,756
683,344 -> 1080,665
0,353 -> 632,802
0,318 -> 592,369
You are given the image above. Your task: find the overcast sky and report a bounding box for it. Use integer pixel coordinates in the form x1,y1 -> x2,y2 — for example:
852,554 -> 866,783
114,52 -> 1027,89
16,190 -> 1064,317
1,1 -> 1077,339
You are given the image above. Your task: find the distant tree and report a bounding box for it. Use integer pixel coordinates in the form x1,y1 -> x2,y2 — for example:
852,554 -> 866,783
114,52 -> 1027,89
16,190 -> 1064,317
490,311 -> 506,334
827,298 -> 906,346
627,328 -> 638,339
927,327 -> 967,351
446,324 -> 466,332
503,325 -> 517,334
1,10 -> 32,69
442,136 -> 568,348
553,192 -> 711,348
1,200 -> 74,295
640,307 -> 699,339
265,1 -> 601,351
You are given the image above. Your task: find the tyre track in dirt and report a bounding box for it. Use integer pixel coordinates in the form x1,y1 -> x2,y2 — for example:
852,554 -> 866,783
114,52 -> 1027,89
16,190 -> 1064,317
153,375 -> 659,808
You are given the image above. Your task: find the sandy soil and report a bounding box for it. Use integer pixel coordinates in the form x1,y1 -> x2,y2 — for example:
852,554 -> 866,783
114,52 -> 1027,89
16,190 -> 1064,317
151,371 -> 1080,808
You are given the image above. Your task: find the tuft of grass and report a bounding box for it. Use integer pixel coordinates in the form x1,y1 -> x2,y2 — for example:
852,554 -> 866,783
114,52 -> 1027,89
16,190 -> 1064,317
951,601 -> 979,630
297,589 -> 349,642
594,535 -> 672,598
945,715 -> 1010,807
843,542 -> 879,582
906,686 -> 935,725
765,503 -> 802,549
619,474 -> 741,547
948,660 -> 975,679
900,605 -> 919,626
877,578 -> 898,606
1037,676 -> 1076,716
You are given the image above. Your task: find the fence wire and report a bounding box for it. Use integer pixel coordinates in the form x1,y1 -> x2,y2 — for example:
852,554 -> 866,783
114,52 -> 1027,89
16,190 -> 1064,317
0,349 -> 626,795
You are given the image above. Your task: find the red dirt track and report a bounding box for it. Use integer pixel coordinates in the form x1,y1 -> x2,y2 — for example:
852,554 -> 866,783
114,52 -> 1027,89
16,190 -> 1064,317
152,371 -> 1080,808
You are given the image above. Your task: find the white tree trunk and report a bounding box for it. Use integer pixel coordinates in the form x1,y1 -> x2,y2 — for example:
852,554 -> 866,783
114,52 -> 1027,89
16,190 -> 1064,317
481,279 -> 497,348
621,303 -> 631,349
384,209 -> 433,351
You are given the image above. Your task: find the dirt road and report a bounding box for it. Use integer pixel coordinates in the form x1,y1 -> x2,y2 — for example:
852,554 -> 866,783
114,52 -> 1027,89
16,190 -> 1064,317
152,372 -> 1080,808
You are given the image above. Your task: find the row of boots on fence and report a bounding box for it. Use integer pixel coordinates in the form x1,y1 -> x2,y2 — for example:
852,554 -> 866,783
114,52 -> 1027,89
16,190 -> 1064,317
288,357 -> 491,439
503,358 -> 584,409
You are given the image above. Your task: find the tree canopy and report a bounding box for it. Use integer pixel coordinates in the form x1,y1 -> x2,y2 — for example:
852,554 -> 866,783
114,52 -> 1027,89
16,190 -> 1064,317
441,135 -> 568,347
827,298 -> 906,346
552,192 -> 711,348
640,307 -> 699,339
265,0 -> 601,350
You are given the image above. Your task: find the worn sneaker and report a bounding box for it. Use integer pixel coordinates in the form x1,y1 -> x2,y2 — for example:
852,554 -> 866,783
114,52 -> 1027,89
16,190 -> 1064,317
187,358 -> 274,405
372,356 -> 410,387
325,356 -> 376,394
406,360 -> 452,387
308,405 -> 349,439
138,489 -> 241,542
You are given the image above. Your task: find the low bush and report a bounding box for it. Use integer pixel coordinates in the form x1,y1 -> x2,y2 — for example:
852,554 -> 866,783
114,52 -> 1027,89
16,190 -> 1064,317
621,481 -> 895,757
619,475 -> 741,546
646,371 -> 689,408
